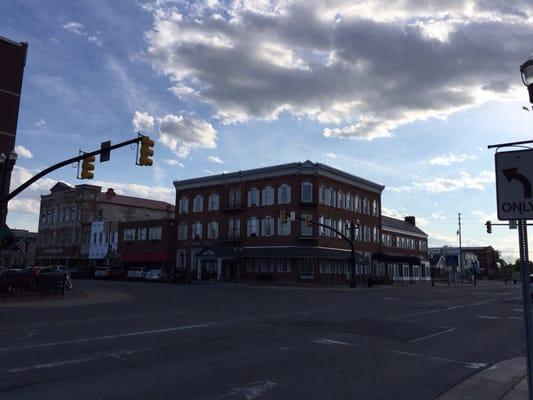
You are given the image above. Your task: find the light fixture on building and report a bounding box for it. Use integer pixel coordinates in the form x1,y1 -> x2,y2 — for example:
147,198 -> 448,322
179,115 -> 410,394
520,54 -> 533,103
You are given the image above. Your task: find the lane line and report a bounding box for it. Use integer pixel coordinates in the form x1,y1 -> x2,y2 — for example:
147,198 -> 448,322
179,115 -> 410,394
409,328 -> 457,344
508,316 -> 523,321
314,338 -> 351,346
477,315 -> 500,320
0,323 -> 213,353
514,309 -> 524,312
391,299 -> 496,321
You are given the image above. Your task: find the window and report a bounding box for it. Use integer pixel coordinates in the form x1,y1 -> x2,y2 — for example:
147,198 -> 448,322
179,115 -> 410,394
179,197 -> 189,214
373,227 -> 379,243
363,198 -> 369,215
402,264 -> 410,278
192,223 -> 202,239
261,216 -> 275,236
149,226 -> 162,240
228,218 -> 241,239
99,232 -> 103,243
65,207 -> 70,222
178,223 -> 188,240
372,200 -> 379,217
247,217 -> 259,237
346,194 -> 352,211
177,249 -> 187,268
207,221 -> 219,239
354,195 -> 361,212
319,186 -> 326,204
248,188 -> 259,207
193,195 -> 203,213
337,191 -> 344,209
274,259 -> 291,273
278,217 -> 291,236
138,228 -> 147,240
124,229 -> 135,241
413,265 -> 420,279
278,184 -> 291,204
301,214 -> 313,236
319,216 -> 325,236
262,186 -> 274,206
208,193 -> 219,211
320,260 -> 332,274
301,182 -> 313,203
229,188 -> 241,208
246,259 -> 257,272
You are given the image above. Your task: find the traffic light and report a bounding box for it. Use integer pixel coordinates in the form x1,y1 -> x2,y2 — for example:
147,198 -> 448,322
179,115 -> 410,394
139,136 -> 154,166
304,215 -> 312,227
81,155 -> 95,179
0,224 -> 15,250
486,220 -> 492,234
280,210 -> 288,224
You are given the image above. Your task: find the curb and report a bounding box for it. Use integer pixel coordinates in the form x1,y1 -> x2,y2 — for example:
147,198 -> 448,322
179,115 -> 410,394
436,357 -> 526,400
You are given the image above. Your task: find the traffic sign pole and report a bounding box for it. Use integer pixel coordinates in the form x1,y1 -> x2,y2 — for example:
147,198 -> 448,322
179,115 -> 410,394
518,220 -> 533,400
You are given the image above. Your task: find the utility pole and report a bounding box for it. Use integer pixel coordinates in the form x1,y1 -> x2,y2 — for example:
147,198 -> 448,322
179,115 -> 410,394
458,213 -> 463,283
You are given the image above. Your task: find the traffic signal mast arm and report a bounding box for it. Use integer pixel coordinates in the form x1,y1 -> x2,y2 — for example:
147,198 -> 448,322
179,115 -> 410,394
283,212 -> 356,245
6,135 -> 146,202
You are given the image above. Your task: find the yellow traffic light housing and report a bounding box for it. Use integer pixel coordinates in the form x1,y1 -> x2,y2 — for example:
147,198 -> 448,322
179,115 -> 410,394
139,136 -> 154,166
304,215 -> 312,227
81,155 -> 95,179
280,210 -> 288,224
486,220 -> 492,234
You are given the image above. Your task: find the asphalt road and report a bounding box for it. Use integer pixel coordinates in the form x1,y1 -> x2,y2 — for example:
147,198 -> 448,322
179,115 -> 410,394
0,280 -> 527,400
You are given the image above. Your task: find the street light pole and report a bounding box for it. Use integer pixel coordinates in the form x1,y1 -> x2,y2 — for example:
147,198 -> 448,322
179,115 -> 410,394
349,221 -> 360,288
0,151 -> 17,225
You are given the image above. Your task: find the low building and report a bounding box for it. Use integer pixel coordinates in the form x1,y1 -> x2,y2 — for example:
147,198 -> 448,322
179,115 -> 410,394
461,246 -> 500,278
1,229 -> 37,268
375,216 -> 429,283
118,218 -> 176,272
36,183 -> 174,270
428,247 -> 480,281
174,160 -> 384,284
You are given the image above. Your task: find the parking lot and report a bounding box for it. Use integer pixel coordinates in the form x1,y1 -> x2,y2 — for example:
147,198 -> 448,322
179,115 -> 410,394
0,280 -> 527,399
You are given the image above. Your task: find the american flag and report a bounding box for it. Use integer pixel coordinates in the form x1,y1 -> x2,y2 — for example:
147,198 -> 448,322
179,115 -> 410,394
16,240 -> 26,263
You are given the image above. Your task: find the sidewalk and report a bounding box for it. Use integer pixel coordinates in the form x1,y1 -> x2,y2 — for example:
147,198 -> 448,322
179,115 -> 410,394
436,357 -> 527,400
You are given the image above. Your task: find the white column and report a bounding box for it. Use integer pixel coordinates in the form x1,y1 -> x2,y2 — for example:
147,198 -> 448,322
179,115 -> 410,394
217,258 -> 223,281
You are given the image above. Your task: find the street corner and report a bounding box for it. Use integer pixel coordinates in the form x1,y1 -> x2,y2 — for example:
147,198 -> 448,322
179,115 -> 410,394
0,287 -> 133,308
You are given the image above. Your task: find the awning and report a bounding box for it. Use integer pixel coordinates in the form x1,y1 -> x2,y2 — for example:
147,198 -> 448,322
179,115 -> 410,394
373,253 -> 422,265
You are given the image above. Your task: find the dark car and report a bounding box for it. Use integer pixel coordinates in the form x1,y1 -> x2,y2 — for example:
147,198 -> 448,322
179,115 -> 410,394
172,268 -> 192,284
108,267 -> 127,280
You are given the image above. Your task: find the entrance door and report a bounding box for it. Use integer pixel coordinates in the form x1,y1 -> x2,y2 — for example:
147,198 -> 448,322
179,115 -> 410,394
299,259 -> 315,280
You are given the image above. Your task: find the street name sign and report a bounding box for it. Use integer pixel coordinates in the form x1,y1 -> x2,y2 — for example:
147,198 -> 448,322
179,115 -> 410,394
495,149 -> 533,220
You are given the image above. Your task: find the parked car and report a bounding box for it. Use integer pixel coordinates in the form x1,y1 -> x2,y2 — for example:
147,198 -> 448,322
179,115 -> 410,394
127,266 -> 146,280
108,267 -> 127,280
94,267 -> 110,279
172,267 -> 192,284
144,269 -> 170,282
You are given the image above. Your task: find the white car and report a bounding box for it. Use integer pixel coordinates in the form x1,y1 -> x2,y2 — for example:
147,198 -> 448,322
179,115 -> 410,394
127,267 -> 145,280
94,268 -> 110,279
144,269 -> 169,282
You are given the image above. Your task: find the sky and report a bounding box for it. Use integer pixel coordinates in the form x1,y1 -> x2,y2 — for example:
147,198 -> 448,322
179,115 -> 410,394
2,0 -> 533,262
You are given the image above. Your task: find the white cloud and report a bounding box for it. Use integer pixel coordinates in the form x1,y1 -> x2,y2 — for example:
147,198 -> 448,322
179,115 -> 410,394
15,145 -> 33,159
431,212 -> 446,220
87,35 -> 103,47
158,113 -> 216,159
203,169 -> 214,174
428,153 -> 477,166
8,198 -> 40,214
62,21 -> 85,35
132,111 -> 155,132
391,171 -> 495,193
382,207 -> 405,220
35,118 -> 46,127
164,159 -> 185,167
207,155 -> 224,164
325,152 -> 337,159
144,1 -> 533,140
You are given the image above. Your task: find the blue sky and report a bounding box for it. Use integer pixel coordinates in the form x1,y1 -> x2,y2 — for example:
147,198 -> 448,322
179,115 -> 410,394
3,0 -> 533,261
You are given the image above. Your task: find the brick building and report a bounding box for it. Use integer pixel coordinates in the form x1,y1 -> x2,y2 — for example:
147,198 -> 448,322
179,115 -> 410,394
376,216 -> 429,283
174,161 -> 384,284
461,246 -> 500,278
36,183 -> 174,270
118,218 -> 176,271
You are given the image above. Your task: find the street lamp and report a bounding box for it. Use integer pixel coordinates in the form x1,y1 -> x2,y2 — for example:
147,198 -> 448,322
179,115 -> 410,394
520,54 -> 533,103
349,219 -> 360,288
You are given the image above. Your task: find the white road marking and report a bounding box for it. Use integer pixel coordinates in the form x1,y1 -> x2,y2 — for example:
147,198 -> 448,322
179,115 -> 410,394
469,299 -> 497,307
514,309 -> 524,312
279,346 -> 290,351
8,347 -> 154,373
409,328 -> 457,344
382,297 -> 397,301
227,381 -> 276,400
0,323 -> 213,353
508,316 -> 523,320
477,315 -> 500,320
446,305 -> 465,310
314,338 -> 351,346
390,350 -> 487,369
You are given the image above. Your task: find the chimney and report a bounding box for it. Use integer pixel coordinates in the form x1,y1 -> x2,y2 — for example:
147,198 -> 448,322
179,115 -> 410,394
404,216 -> 416,226
106,188 -> 116,197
